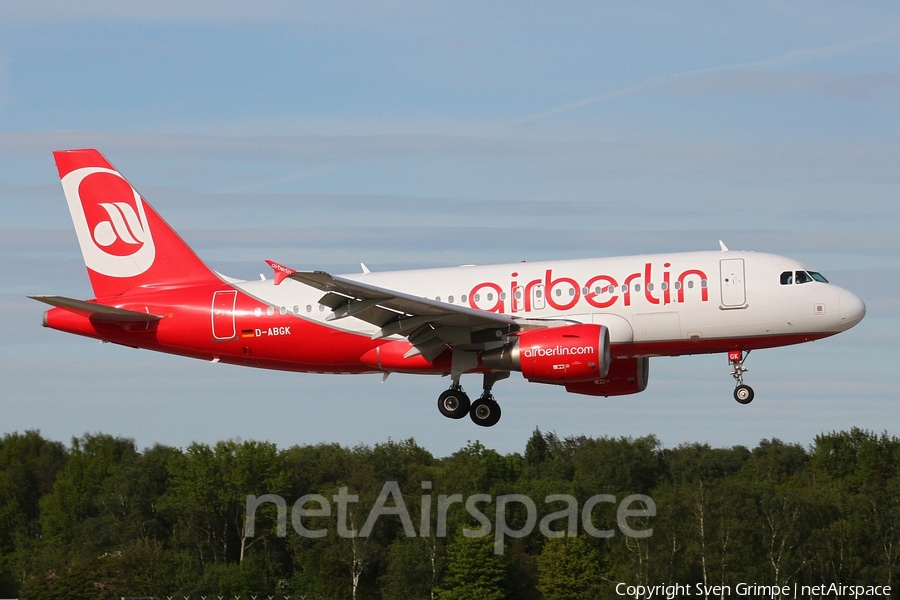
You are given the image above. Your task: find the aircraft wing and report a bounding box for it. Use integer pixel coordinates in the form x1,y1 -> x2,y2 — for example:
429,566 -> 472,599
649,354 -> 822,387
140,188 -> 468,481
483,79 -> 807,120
287,269 -> 520,361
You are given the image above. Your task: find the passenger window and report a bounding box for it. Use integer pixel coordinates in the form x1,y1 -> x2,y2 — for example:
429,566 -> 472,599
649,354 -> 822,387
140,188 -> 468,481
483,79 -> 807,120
780,271 -> 793,285
448,295 -> 454,303
796,271 -> 813,284
461,294 -> 467,303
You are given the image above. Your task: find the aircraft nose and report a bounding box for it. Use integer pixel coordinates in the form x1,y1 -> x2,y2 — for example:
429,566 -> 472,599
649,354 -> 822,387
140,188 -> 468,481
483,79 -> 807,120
839,290 -> 866,331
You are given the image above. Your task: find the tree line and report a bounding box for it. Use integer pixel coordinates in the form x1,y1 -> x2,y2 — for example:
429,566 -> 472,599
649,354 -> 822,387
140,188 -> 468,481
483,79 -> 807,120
0,426 -> 897,599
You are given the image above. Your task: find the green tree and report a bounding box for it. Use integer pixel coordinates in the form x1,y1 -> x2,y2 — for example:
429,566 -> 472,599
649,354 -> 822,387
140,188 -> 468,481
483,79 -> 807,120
38,433 -> 138,548
537,536 -> 601,600
437,534 -> 506,600
163,438 -> 289,589
572,435 -> 660,498
0,431 -> 66,596
381,535 -> 444,600
525,427 -> 550,467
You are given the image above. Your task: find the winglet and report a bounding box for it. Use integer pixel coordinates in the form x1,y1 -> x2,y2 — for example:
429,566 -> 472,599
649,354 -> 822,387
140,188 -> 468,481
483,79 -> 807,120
266,259 -> 297,285
718,240 -> 729,252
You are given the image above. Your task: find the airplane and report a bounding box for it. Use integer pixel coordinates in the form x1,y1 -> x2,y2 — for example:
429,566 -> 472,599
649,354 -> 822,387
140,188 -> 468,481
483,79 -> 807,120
32,149 -> 867,427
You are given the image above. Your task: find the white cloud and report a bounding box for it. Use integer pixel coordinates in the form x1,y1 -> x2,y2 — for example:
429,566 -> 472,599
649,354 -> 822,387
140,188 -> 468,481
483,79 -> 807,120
518,29 -> 900,122
0,0 -> 423,31
2,0 -> 295,22
663,70 -> 900,100
0,55 -> 11,112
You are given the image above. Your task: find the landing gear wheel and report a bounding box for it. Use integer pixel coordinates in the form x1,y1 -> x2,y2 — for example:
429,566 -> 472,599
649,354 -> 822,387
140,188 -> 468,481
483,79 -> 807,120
438,389 -> 470,419
728,350 -> 754,405
470,396 -> 501,427
734,384 -> 754,405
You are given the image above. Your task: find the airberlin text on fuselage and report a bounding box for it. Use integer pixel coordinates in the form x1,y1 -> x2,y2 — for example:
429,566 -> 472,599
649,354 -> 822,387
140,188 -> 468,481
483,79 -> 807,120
468,262 -> 709,313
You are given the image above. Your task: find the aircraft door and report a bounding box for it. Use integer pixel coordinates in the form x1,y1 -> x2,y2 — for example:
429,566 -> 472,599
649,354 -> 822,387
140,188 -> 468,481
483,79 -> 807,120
531,284 -> 545,311
719,259 -> 746,307
512,285 -> 524,312
212,290 -> 238,340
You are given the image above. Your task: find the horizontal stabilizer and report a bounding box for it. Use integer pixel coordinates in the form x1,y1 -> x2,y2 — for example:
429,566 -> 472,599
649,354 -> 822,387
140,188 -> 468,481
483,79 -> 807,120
29,295 -> 163,322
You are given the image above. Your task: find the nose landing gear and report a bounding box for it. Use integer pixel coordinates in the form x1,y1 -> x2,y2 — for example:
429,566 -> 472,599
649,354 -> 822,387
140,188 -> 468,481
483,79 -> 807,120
729,349 -> 754,404
437,371 -> 509,426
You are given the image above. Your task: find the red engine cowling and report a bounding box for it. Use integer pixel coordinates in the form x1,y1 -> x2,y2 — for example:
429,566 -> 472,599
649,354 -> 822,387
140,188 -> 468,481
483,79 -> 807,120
564,357 -> 650,397
481,324 -> 610,384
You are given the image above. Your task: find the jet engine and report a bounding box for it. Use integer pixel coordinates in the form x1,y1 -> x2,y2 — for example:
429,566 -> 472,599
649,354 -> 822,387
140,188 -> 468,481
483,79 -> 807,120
481,324 -> 610,384
564,357 -> 650,397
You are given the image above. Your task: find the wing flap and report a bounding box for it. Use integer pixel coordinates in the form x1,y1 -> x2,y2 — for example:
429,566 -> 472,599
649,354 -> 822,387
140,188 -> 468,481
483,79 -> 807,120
30,295 -> 163,323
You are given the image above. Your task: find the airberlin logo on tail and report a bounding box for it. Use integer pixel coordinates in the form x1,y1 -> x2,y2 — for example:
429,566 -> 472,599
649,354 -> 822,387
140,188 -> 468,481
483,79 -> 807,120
93,202 -> 147,252
60,167 -> 156,278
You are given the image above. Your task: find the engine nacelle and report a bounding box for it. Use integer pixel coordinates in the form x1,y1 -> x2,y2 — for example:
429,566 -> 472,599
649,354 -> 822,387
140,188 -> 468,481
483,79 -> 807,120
482,324 -> 610,384
564,357 -> 650,397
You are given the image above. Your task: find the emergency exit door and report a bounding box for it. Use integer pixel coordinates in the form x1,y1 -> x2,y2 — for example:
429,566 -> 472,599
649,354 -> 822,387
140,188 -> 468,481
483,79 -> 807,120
212,290 -> 238,339
719,259 -> 746,307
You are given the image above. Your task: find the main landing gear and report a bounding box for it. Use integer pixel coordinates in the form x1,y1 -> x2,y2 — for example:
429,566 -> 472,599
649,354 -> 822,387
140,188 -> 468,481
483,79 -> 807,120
437,387 -> 469,420
437,372 -> 508,427
729,349 -> 754,404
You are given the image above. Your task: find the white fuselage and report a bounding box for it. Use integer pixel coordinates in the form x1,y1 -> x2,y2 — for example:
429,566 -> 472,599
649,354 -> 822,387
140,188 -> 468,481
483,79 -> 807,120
233,249 -> 865,356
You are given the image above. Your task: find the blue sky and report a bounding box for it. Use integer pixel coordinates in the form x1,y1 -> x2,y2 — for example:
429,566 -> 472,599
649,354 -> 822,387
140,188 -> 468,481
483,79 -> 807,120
1,2 -> 898,456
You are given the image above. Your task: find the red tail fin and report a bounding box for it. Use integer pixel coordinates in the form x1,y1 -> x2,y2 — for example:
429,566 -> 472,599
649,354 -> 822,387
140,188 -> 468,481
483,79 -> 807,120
54,149 -> 221,298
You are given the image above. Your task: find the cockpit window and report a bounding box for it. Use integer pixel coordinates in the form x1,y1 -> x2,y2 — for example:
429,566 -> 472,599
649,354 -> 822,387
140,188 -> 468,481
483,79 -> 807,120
781,270 -> 828,285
